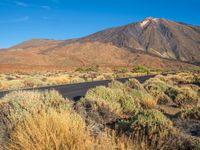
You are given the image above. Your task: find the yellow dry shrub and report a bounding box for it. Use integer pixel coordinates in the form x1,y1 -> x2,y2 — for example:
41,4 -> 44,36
0,81 -> 9,90
7,109 -> 134,150
46,76 -> 70,85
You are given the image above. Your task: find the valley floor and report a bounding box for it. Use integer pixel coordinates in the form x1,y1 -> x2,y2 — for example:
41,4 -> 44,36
0,71 -> 199,149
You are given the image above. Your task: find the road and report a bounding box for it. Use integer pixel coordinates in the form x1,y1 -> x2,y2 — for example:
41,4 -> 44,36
0,74 -> 156,101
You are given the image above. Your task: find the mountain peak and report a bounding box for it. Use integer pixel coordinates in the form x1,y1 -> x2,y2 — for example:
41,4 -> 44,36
140,17 -> 159,27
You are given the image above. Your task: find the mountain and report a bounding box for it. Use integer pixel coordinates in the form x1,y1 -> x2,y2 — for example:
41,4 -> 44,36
77,17 -> 200,63
0,17 -> 200,72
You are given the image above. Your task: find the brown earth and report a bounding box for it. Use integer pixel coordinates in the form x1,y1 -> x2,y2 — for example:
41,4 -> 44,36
0,18 -> 200,72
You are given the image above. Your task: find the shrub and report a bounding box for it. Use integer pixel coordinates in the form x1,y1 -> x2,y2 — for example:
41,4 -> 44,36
132,66 -> 150,74
70,77 -> 85,83
108,80 -> 124,90
115,68 -> 129,74
176,106 -> 200,120
130,89 -> 156,109
174,87 -> 199,107
7,109 -> 89,150
8,80 -> 25,90
7,109 -> 135,150
0,90 -> 71,124
0,81 -> 9,90
23,78 -> 44,88
82,86 -> 140,115
144,78 -> 169,98
125,79 -> 144,91
46,76 -> 70,85
165,87 -> 180,101
156,93 -> 172,105
116,109 -> 176,149
193,74 -> 200,86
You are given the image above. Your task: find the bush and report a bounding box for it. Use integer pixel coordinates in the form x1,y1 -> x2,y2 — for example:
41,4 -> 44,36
7,109 -> 90,150
0,90 -> 71,124
156,93 -> 172,105
8,80 -> 25,90
82,86 -> 140,115
116,109 -> 176,149
193,74 -> 200,86
115,68 -> 129,74
165,87 -> 180,101
144,78 -> 169,98
0,81 -> 9,90
132,66 -> 150,74
108,80 -> 124,90
130,89 -> 156,109
23,78 -> 44,88
70,77 -> 85,83
125,79 -> 144,91
174,87 -> 199,107
7,109 -> 135,150
176,106 -> 200,120
46,76 -> 70,85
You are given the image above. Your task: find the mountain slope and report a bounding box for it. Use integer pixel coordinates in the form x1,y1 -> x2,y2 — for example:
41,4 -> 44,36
77,17 -> 200,63
0,17 -> 200,72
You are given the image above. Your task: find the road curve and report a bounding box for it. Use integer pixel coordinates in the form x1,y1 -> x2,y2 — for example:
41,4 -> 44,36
0,74 -> 156,101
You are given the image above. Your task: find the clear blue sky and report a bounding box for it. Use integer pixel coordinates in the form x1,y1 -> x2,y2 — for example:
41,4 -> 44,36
0,0 -> 199,48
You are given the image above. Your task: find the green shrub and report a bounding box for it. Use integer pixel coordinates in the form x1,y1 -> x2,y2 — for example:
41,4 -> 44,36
116,109 -> 175,148
23,78 -> 44,88
132,66 -> 150,73
165,87 -> 180,101
176,106 -> 200,120
82,86 -> 140,115
144,78 -> 169,97
8,80 -> 25,90
174,87 -> 199,107
130,89 -> 156,109
115,68 -> 129,74
0,90 -> 71,124
108,80 -> 124,90
125,79 -> 144,91
193,75 -> 200,85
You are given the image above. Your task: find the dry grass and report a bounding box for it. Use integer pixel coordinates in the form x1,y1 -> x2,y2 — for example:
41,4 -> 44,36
176,106 -> 200,120
0,67 -> 159,91
116,109 -> 178,149
0,72 -> 200,150
0,90 -> 71,126
6,108 -> 135,150
82,86 -> 140,115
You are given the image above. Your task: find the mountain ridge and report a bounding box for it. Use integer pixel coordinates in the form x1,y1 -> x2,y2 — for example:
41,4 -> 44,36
0,17 -> 200,72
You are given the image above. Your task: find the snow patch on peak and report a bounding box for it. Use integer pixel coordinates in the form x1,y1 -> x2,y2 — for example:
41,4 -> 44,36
140,17 -> 159,27
140,20 -> 150,27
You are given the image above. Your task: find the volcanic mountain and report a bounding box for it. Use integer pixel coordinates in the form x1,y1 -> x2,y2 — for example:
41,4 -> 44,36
0,17 -> 200,72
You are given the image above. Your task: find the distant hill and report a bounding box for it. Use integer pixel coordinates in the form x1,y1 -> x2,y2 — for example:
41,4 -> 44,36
0,17 -> 200,72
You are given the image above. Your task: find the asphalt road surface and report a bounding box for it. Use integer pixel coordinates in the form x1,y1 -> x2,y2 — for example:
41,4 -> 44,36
0,74 -> 156,101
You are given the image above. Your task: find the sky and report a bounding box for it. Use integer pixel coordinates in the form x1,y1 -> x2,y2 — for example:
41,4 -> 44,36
0,0 -> 200,48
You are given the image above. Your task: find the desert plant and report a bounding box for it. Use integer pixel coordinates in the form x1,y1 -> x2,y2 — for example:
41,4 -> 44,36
165,87 -> 180,101
23,78 -> 44,88
130,89 -> 156,109
144,78 -> 170,98
108,80 -> 125,90
0,90 -> 71,125
125,79 -> 144,91
7,109 -> 135,150
132,66 -> 150,74
82,86 -> 140,115
173,87 -> 199,107
176,106 -> 200,120
116,109 -> 176,149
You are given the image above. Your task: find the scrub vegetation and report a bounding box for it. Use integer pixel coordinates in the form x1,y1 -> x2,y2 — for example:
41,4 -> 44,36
0,66 -> 160,91
0,72 -> 199,149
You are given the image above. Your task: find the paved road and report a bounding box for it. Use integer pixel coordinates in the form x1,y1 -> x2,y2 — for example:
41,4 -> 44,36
0,74 -> 156,101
